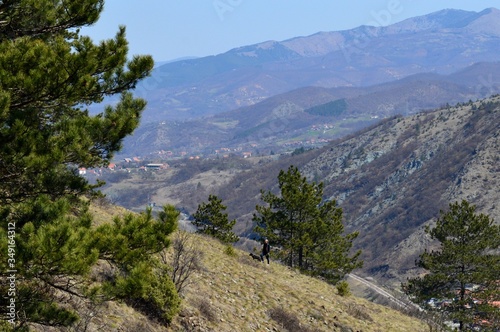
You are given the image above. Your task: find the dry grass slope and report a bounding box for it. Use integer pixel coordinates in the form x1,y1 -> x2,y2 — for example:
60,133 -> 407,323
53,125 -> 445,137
169,232 -> 428,332
27,204 -> 429,332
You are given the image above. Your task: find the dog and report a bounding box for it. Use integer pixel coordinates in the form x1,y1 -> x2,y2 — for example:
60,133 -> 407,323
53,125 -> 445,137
249,253 -> 262,261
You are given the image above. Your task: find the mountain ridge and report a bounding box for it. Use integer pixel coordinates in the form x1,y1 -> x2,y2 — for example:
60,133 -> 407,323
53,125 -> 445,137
279,8 -> 499,56
119,61 -> 500,158
223,96 -> 500,289
128,7 -> 500,123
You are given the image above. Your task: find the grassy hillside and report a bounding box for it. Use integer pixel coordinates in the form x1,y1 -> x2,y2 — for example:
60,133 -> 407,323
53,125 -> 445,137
162,232 -> 430,332
28,202 -> 430,332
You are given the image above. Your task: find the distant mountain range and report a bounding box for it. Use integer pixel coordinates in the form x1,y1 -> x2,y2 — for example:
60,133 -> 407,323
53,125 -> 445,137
120,61 -> 500,157
105,7 -> 500,158
130,7 -> 500,122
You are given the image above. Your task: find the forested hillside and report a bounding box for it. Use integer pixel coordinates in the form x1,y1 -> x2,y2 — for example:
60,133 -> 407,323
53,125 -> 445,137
211,96 -> 500,288
305,98 -> 500,285
121,62 -> 500,158
97,95 -> 500,297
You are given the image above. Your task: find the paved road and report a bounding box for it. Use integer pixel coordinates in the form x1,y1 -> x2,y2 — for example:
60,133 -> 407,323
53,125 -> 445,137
347,273 -> 418,309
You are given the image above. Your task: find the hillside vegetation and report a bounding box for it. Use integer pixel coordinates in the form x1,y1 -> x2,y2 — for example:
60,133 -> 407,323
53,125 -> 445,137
101,96 -> 500,295
9,2 -> 498,331
121,62 -> 500,158
23,203 -> 430,332
210,95 -> 500,289
167,232 -> 430,332
302,97 -> 500,285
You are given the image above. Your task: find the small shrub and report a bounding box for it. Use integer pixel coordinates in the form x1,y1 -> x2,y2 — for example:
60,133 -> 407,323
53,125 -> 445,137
196,298 -> 216,322
269,307 -> 308,332
336,281 -> 351,297
345,304 -> 373,322
167,231 -> 204,294
224,244 -> 236,257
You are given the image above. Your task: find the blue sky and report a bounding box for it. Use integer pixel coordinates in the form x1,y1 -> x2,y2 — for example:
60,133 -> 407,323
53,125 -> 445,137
84,1 -> 499,63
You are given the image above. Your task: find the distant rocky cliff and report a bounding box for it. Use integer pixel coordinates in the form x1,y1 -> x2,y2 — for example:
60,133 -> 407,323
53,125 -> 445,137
300,97 -> 500,287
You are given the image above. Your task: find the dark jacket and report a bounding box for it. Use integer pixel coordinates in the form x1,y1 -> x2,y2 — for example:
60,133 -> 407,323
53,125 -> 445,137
262,242 -> 270,255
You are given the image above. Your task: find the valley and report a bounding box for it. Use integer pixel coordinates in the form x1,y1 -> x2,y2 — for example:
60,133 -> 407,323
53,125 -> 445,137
95,96 -> 500,297
91,8 -> 500,303
5,3 -> 500,331
118,62 -> 500,158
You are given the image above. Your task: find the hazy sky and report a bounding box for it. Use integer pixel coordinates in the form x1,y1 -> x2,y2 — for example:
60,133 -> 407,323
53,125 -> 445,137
83,1 -> 499,63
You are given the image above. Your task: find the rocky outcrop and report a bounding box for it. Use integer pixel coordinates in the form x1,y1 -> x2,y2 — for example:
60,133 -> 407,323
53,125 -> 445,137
301,97 -> 500,285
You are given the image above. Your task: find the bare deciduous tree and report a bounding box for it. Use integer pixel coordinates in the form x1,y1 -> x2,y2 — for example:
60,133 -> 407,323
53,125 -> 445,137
164,231 -> 204,294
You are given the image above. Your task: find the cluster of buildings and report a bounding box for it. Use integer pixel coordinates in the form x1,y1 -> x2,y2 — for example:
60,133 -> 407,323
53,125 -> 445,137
426,283 -> 500,329
78,156 -> 170,176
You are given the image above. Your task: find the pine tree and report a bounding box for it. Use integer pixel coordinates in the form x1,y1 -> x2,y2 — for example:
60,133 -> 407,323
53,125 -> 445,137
192,194 -> 239,244
0,0 -> 159,328
92,205 -> 181,324
0,1 -> 153,206
254,165 -> 362,284
403,200 -> 500,330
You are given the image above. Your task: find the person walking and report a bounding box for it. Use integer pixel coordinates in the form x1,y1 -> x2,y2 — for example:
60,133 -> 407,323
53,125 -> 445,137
260,238 -> 270,264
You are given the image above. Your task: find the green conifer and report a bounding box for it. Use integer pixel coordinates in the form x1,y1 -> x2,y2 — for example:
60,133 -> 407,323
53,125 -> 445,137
0,0 -> 176,328
254,165 -> 362,284
404,200 -> 500,330
193,194 -> 239,244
